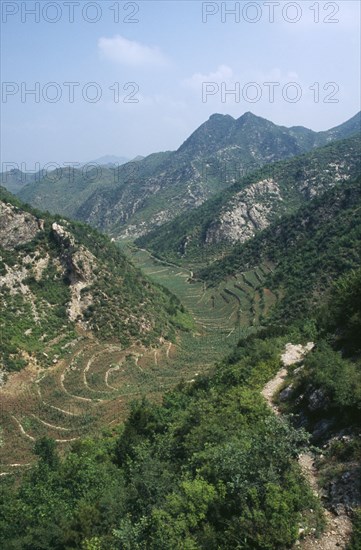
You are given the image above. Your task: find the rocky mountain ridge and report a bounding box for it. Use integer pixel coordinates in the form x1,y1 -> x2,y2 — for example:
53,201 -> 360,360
138,135 -> 361,264
6,111 -> 360,240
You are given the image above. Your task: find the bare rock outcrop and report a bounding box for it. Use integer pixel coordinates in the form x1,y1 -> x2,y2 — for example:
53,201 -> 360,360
0,202 -> 43,250
205,178 -> 282,244
51,222 -> 96,323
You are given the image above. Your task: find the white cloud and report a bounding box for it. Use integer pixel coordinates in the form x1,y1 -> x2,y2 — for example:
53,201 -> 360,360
182,65 -> 234,90
98,35 -> 168,67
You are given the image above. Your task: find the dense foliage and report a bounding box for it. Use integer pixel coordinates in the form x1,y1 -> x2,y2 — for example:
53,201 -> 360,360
0,332 -> 323,549
281,267 -> 361,428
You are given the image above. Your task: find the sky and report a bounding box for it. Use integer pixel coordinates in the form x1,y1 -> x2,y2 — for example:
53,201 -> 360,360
1,0 -> 360,168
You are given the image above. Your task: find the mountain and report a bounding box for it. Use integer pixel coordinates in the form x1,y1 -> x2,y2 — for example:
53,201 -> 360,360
137,135 -> 361,264
0,187 -> 183,372
81,155 -> 130,167
16,152 -> 172,230
0,156 -> 130,195
0,169 -> 45,195
176,110 -> 360,161
11,111 -> 360,240
2,150 -> 361,548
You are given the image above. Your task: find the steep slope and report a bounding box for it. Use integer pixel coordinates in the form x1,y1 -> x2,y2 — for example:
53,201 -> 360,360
0,187 -> 183,373
12,112 -> 360,239
197,176 -> 361,324
138,135 -> 361,265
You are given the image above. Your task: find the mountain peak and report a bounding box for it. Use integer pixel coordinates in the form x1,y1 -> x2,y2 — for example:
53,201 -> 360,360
208,113 -> 234,122
239,111 -> 256,119
237,111 -> 268,125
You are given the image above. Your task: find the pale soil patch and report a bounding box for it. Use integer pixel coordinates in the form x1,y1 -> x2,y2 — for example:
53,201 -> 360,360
281,342 -> 315,367
1,360 -> 44,397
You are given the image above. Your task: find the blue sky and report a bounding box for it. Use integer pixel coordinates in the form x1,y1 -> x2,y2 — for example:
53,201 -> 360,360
1,0 -> 360,167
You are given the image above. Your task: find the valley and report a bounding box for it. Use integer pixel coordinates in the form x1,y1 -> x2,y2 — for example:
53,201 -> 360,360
1,113 -> 361,549
1,242 -> 273,471
2,0 -> 361,543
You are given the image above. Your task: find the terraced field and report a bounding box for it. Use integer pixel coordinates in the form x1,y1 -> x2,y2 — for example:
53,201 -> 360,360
130,247 -> 277,354
0,335 -> 207,473
0,247 -> 277,474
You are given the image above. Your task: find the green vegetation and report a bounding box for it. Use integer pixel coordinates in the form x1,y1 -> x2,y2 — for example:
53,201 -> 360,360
0,332 -> 324,549
1,115 -> 361,547
348,508 -> 361,549
137,136 -> 361,266
1,195 -> 361,545
198,177 -> 361,325
278,266 -> 361,427
0,189 -> 186,371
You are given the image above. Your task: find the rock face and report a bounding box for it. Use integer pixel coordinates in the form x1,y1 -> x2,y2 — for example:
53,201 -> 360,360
205,179 -> 282,244
51,223 -> 94,283
0,202 -> 43,250
1,190 -> 181,375
308,388 -> 329,412
51,222 -> 95,323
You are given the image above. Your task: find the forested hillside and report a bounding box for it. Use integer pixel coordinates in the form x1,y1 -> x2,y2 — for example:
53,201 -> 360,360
197,177 -> 361,325
138,136 -> 361,265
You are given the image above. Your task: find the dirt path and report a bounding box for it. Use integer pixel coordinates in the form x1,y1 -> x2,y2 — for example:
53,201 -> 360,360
261,367 -> 287,415
297,454 -> 352,549
11,416 -> 35,441
30,414 -> 73,432
105,364 -> 121,390
261,343 -> 352,550
166,343 -> 172,359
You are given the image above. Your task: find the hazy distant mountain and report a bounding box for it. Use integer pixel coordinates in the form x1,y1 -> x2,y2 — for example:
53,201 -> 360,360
0,168 -> 45,195
81,155 -> 130,167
